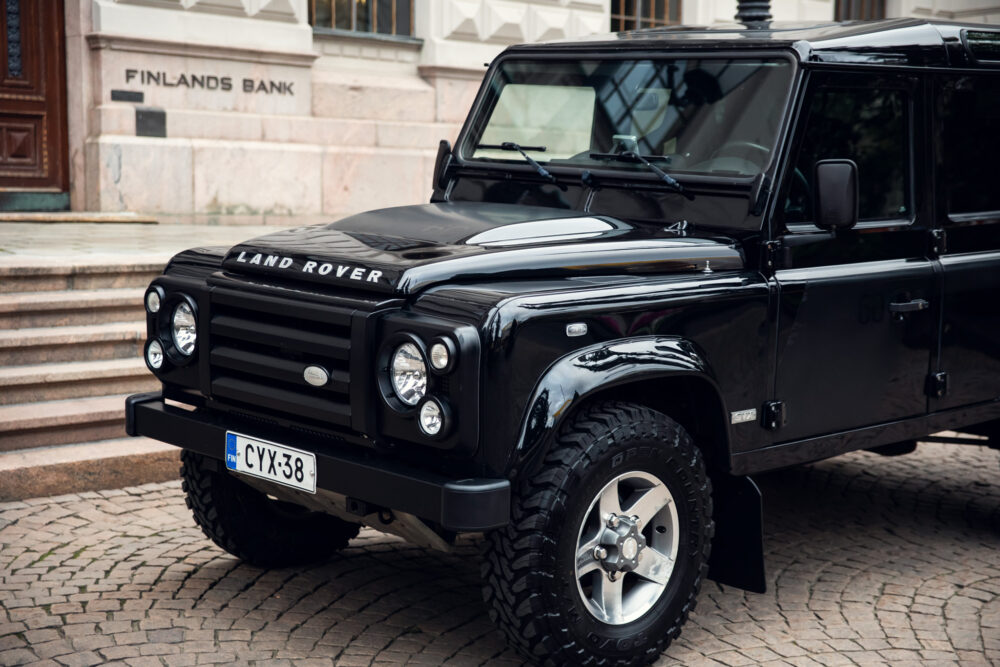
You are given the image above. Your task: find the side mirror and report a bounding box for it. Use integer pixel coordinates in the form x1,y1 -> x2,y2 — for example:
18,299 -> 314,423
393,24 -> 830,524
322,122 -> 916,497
433,139 -> 454,191
814,159 -> 858,231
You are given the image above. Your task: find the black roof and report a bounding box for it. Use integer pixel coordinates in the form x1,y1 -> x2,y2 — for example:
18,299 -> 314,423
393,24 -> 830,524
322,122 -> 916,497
504,18 -> 1000,68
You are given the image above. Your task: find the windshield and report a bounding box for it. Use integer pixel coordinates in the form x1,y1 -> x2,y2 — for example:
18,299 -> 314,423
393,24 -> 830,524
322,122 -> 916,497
462,57 -> 793,178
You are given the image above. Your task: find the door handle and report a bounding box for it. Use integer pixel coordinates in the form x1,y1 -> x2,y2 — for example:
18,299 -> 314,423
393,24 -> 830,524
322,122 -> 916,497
889,298 -> 929,313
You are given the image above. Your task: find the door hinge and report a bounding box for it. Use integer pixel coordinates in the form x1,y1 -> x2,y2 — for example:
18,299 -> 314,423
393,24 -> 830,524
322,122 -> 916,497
929,229 -> 947,256
926,372 -> 948,399
764,239 -> 782,270
762,401 -> 786,431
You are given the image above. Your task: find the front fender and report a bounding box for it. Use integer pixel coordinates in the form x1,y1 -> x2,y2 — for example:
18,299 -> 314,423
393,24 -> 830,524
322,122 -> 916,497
509,335 -> 724,477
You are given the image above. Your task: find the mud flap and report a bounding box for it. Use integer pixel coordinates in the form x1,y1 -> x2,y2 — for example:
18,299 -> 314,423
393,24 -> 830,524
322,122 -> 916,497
707,474 -> 766,593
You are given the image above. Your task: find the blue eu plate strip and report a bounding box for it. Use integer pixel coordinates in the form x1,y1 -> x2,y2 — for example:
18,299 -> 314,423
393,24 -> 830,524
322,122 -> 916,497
225,433 -> 238,469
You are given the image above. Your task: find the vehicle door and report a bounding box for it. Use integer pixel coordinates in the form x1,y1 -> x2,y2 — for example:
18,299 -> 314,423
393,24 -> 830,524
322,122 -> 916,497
770,70 -> 936,443
931,71 -> 1000,410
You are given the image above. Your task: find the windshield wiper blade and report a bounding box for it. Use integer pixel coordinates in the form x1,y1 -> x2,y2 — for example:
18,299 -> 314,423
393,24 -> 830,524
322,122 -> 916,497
589,151 -> 694,200
476,141 -> 558,185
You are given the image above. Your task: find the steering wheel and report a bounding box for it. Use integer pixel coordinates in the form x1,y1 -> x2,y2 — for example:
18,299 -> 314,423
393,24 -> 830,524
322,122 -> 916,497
784,166 -> 812,221
710,140 -> 771,165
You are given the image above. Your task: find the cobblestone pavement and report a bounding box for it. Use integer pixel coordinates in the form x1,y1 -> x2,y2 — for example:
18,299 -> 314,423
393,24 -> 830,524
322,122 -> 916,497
1,442 -> 999,667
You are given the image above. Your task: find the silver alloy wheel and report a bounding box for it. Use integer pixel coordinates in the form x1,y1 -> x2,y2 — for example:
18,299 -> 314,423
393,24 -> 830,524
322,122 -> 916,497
574,470 -> 680,625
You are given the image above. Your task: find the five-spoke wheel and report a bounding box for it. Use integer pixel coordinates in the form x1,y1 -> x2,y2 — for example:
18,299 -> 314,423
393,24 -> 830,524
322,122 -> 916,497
575,470 -> 680,624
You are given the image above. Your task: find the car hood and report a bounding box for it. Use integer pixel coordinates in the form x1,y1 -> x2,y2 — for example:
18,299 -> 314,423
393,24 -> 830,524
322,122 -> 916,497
221,202 -> 744,295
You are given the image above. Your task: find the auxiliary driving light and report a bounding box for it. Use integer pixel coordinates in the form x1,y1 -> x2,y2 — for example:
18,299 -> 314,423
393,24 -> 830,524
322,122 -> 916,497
171,302 -> 197,356
146,339 -> 164,370
429,342 -> 450,371
145,290 -> 161,314
418,399 -> 444,436
390,342 -> 427,406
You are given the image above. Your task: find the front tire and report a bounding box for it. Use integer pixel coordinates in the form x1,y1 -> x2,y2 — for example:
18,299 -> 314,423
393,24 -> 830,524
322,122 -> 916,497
481,401 -> 713,666
181,450 -> 360,567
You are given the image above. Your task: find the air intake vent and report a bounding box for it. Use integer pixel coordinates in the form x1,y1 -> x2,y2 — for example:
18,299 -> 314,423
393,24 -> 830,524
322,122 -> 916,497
964,30 -> 1000,63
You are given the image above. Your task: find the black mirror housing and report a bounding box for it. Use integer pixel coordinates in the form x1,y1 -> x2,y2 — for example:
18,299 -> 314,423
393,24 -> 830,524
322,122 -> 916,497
433,139 -> 454,192
814,159 -> 858,231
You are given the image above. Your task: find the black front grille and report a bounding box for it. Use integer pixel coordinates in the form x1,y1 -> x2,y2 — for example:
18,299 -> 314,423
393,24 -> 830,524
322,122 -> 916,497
208,288 -> 356,429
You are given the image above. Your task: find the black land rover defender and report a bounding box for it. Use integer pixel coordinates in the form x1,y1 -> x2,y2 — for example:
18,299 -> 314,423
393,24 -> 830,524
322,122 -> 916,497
127,18 -> 1000,666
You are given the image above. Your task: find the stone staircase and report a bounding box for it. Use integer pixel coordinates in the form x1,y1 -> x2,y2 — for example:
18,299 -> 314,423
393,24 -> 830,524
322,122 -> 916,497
0,260 -> 179,499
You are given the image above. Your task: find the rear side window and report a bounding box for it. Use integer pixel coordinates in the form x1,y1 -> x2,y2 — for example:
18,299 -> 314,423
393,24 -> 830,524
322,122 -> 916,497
938,74 -> 1000,216
786,83 -> 909,225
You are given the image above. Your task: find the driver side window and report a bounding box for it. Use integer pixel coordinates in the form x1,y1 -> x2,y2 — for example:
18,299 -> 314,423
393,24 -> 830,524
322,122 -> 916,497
785,84 -> 909,226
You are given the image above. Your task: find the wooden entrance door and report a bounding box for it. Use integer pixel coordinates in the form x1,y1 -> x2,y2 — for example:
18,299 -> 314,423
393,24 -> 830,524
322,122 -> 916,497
0,0 -> 68,200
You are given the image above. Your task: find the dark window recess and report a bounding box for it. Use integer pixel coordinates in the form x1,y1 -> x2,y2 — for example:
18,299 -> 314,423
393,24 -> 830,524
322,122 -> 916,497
5,0 -> 22,79
610,0 -> 681,32
310,0 -> 413,36
939,75 -> 1000,215
835,0 -> 885,20
786,86 -> 908,225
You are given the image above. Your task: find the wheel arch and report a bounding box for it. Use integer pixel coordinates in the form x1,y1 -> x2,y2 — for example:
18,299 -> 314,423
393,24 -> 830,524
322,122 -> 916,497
508,336 -> 766,594
509,336 -> 732,479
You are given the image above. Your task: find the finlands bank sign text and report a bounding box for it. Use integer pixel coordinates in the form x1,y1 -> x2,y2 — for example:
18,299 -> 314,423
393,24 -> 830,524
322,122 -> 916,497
124,70 -> 295,95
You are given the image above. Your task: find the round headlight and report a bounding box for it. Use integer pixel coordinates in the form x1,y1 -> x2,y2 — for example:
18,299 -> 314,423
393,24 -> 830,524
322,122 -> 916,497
171,302 -> 197,356
146,339 -> 164,370
145,291 -> 161,314
419,399 -> 443,436
390,342 -> 427,406
429,342 -> 450,371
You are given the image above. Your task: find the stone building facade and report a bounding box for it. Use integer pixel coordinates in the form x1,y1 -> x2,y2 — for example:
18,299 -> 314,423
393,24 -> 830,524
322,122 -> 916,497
1,1 -> 997,223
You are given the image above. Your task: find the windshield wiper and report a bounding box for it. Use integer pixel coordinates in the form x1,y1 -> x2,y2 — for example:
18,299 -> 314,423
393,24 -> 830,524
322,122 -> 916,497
475,142 -> 558,186
589,151 -> 694,200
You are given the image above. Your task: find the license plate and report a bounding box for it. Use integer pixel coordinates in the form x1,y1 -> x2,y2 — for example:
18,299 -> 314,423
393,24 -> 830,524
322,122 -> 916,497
225,432 -> 317,494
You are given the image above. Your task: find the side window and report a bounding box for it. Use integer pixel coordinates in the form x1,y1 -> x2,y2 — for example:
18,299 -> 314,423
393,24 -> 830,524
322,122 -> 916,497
938,74 -> 1000,216
785,85 -> 909,226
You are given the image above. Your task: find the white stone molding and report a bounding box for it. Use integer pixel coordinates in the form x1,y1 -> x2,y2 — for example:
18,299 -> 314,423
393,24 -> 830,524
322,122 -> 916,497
91,0 -> 314,55
416,0 -> 610,71
887,0 -> 1000,21
104,0 -> 306,22
86,33 -> 318,66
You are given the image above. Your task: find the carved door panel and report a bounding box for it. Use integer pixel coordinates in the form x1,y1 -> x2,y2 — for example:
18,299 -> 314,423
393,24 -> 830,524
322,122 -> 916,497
0,0 -> 68,192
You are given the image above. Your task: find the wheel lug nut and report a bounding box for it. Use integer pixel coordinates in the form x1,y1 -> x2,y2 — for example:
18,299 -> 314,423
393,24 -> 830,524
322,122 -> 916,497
607,515 -> 620,528
593,546 -> 608,560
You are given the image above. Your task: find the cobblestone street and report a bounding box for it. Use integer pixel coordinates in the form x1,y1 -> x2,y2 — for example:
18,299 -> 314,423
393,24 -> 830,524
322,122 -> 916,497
1,441 -> 999,667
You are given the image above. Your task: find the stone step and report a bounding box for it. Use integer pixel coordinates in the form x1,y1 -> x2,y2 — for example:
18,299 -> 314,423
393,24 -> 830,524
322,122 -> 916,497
0,358 -> 158,405
0,322 -> 146,365
0,436 -> 180,501
0,287 -> 146,328
0,394 -> 129,452
0,261 -> 163,293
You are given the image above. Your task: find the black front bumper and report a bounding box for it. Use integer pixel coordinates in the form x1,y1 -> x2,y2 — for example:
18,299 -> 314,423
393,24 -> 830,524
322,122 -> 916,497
126,393 -> 510,532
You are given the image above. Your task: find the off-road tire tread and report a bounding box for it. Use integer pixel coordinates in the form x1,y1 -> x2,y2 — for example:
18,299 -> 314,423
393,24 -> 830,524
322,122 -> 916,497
480,401 -> 714,667
180,450 -> 360,567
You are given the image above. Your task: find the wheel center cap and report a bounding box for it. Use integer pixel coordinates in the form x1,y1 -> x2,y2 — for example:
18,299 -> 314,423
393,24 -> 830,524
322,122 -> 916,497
621,537 -> 638,560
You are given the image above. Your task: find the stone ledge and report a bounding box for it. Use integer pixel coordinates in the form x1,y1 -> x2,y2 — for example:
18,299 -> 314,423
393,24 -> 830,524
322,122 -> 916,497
0,212 -> 158,224
0,437 -> 180,501
87,33 -> 319,67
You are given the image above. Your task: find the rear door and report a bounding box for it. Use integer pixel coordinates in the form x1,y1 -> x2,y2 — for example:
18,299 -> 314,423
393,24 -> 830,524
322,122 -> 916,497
770,70 -> 936,442
931,71 -> 1000,410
